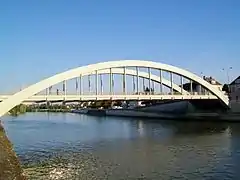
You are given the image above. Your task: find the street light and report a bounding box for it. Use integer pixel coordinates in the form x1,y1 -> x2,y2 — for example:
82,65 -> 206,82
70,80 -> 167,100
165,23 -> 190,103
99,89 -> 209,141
222,67 -> 233,84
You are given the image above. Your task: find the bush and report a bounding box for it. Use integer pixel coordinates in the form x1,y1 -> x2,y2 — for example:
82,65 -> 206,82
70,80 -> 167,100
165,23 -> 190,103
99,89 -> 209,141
9,104 -> 27,116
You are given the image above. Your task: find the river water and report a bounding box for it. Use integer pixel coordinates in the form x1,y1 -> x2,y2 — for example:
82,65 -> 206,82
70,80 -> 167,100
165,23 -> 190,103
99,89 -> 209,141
2,112 -> 240,180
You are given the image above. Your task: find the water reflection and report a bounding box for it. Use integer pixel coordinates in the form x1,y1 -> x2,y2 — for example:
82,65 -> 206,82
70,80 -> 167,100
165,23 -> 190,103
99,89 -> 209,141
128,118 -> 229,138
2,113 -> 240,179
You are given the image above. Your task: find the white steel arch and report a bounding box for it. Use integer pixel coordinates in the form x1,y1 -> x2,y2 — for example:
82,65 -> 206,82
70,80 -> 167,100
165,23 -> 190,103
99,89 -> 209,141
0,60 -> 228,117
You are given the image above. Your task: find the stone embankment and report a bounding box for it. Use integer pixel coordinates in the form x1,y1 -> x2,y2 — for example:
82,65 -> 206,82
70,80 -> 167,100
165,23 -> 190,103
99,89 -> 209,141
0,121 -> 26,180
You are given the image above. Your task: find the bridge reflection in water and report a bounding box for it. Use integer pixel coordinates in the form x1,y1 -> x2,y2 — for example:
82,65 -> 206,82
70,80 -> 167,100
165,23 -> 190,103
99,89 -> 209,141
3,113 -> 238,179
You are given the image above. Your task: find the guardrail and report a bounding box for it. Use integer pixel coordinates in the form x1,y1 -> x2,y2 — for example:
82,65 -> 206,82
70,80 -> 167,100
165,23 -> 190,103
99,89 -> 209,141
0,94 -> 219,102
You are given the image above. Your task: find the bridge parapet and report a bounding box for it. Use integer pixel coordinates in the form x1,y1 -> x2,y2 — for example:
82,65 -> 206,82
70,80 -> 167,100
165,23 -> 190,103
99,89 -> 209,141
0,94 -> 220,102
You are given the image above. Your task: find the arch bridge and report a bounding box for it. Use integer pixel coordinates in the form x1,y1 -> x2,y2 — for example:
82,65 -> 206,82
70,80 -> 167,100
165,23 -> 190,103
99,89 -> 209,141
0,60 -> 229,117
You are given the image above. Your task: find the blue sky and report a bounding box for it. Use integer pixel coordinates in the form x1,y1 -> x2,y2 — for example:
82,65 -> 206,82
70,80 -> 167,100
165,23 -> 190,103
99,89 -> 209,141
0,0 -> 240,93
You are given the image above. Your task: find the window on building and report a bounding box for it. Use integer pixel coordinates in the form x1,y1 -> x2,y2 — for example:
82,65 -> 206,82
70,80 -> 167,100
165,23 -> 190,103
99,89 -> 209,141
236,96 -> 239,101
236,79 -> 240,84
232,86 -> 235,92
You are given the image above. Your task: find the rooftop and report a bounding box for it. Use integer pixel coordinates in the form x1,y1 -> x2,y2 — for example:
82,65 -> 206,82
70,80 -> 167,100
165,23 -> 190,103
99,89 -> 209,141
230,76 -> 240,85
203,76 -> 222,85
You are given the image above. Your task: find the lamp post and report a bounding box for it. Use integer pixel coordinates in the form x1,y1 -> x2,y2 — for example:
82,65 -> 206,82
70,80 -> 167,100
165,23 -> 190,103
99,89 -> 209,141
222,67 -> 233,84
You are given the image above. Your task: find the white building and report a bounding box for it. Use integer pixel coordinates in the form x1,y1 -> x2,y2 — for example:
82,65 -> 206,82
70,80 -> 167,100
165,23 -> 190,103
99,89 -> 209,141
183,76 -> 223,95
203,76 -> 223,91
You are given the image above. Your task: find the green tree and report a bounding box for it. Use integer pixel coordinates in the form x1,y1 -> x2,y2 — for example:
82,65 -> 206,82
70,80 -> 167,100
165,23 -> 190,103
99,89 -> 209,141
222,84 -> 230,93
9,104 -> 27,116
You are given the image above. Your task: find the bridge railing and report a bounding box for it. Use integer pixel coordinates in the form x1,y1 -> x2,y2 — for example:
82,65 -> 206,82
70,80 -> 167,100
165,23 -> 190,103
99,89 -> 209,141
0,94 -> 220,102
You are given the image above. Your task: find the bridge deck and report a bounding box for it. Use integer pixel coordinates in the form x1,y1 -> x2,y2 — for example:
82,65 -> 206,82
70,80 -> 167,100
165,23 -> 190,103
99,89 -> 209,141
0,94 -> 219,102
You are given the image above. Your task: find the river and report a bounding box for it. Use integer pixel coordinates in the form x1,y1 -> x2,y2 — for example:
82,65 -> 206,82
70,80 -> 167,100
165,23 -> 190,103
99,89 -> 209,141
2,112 -> 240,179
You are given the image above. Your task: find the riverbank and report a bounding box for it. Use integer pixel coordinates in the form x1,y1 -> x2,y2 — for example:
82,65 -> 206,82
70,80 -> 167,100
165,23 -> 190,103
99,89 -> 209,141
7,100 -> 240,121
0,122 -> 26,180
28,109 -> 72,113
72,108 -> 240,122
8,104 -> 73,116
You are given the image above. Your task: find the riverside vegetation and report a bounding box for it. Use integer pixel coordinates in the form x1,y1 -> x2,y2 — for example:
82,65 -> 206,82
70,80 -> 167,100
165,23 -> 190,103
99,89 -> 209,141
9,104 -> 71,115
8,100 -> 121,116
9,104 -> 27,116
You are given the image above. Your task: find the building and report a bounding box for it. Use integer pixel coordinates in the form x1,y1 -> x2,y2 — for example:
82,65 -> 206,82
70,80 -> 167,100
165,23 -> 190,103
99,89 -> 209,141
229,76 -> 240,101
203,76 -> 223,91
182,76 -> 223,94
